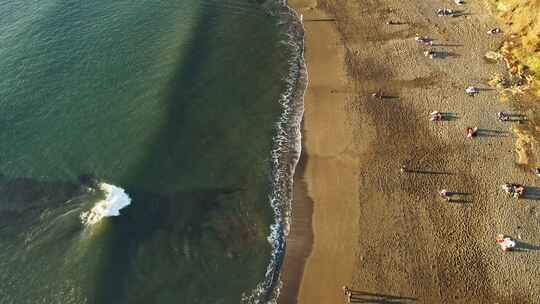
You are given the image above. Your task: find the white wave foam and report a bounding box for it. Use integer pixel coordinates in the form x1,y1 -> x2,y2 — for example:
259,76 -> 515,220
80,183 -> 131,226
241,1 -> 307,303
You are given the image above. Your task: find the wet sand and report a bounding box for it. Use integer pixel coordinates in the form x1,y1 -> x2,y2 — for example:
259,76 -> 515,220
281,0 -> 540,303
280,1 -> 360,302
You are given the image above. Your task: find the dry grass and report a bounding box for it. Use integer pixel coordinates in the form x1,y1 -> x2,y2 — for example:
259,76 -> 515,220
488,0 -> 540,168
490,0 -> 540,94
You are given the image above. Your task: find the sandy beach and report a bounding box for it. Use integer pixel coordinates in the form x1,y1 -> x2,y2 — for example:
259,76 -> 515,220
281,0 -> 540,303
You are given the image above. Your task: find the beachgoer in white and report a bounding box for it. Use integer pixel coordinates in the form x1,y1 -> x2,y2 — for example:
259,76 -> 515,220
497,112 -> 509,121
430,111 -> 443,121
415,35 -> 433,46
371,91 -> 383,99
465,86 -> 479,96
487,28 -> 502,35
439,189 -> 450,201
496,234 -> 516,252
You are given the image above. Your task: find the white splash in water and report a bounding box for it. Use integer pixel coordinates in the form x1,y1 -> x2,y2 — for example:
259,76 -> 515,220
80,183 -> 131,226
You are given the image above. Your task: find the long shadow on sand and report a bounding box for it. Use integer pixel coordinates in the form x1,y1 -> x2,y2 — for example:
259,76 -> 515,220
440,112 -> 459,121
446,192 -> 473,204
406,170 -> 454,175
503,236 -> 540,252
431,43 -> 463,47
514,240 -> 540,252
430,50 -> 460,59
476,129 -> 510,138
500,114 -> 528,122
348,290 -> 417,303
452,10 -> 472,17
521,186 -> 540,200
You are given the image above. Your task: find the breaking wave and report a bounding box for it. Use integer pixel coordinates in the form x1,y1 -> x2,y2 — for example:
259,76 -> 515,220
80,183 -> 132,226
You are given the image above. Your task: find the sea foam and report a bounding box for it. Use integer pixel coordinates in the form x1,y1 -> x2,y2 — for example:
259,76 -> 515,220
241,1 -> 307,303
80,183 -> 131,226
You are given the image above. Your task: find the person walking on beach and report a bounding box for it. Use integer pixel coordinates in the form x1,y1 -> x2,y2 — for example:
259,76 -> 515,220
346,291 -> 352,303
342,286 -> 352,303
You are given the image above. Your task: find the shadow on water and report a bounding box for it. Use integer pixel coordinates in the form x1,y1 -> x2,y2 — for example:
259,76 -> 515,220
93,3 -> 281,304
0,173 -> 250,303
0,174 -> 107,301
0,174 -> 86,232
3,2 -> 286,303
94,185 -> 248,304
93,6 -> 227,303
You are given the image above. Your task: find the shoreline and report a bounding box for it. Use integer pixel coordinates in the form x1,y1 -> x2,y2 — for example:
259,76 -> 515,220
272,2 -> 312,303
277,128 -> 314,304
257,2 -> 307,302
280,0 -> 360,303
280,0 -> 540,303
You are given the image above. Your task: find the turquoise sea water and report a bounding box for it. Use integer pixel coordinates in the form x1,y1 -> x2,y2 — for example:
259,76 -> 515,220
0,1 -> 304,303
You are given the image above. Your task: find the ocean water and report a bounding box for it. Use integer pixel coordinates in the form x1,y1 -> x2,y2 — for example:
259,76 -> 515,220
0,1 -> 304,303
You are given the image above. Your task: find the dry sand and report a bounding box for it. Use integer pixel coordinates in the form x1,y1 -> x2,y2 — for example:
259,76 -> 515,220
280,0 -> 540,303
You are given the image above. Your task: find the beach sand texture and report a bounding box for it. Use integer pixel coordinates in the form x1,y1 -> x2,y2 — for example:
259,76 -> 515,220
282,0 -> 540,303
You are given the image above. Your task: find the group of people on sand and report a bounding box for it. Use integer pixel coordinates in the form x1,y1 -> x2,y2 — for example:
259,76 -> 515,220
428,117 -> 478,139
423,61 -> 514,139
502,183 -> 525,198
347,4 -> 525,302
495,183 -> 524,251
431,112 -> 515,136
413,6 -> 524,256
